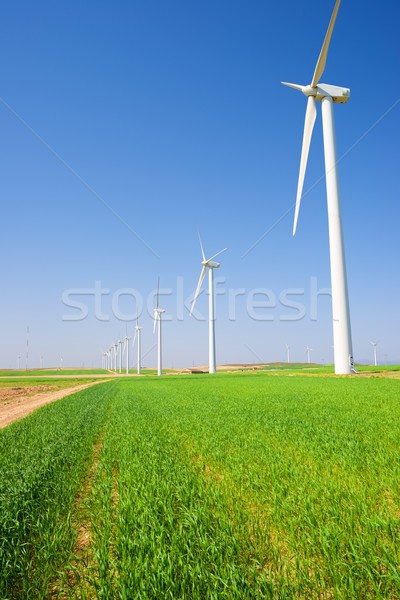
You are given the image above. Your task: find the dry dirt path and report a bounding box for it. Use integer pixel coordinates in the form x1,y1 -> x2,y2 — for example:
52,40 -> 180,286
0,380 -> 109,429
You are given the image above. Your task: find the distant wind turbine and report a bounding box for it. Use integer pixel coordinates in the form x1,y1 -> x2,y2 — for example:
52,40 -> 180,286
124,328 -> 130,374
114,342 -> 118,371
369,340 -> 379,367
153,279 -> 165,376
190,235 -> 227,374
305,345 -> 313,364
17,355 -> 21,370
282,0 -> 354,375
285,344 -> 291,364
118,339 -> 123,374
133,318 -> 143,375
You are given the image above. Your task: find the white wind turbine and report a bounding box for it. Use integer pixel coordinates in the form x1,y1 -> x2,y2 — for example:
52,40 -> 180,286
369,340 -> 379,367
283,0 -> 354,375
133,318 -> 143,375
118,339 -> 123,373
114,342 -> 118,371
124,328 -> 130,374
153,279 -> 165,376
190,235 -> 227,374
305,345 -> 313,364
285,344 -> 291,364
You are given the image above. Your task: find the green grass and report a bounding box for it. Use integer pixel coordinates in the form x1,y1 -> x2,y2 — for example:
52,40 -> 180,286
0,369 -> 109,377
0,380 -> 116,598
356,364 -> 400,373
1,372 -> 400,598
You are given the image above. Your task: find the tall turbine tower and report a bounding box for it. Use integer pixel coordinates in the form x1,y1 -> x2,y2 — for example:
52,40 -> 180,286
124,328 -> 130,374
114,342 -> 118,371
153,279 -> 165,376
282,0 -> 354,375
285,344 -> 291,364
133,318 -> 143,375
305,345 -> 313,364
118,339 -> 123,374
190,236 -> 227,374
369,340 -> 379,367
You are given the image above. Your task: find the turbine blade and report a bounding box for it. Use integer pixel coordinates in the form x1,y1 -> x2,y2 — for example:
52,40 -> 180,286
190,266 -> 207,315
206,247 -> 227,263
132,331 -> 137,347
281,82 -> 303,92
311,0 -> 341,88
155,277 -> 159,310
198,232 -> 206,262
293,95 -> 317,236
153,310 -> 157,334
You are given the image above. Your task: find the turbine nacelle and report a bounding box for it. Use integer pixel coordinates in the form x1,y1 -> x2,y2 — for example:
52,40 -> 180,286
202,260 -> 220,269
282,81 -> 350,103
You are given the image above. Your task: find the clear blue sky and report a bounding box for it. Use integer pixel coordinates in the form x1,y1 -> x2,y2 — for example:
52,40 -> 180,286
1,0 -> 399,368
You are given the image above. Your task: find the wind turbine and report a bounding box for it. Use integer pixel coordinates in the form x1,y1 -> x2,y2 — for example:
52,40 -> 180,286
285,344 -> 291,364
17,355 -> 21,370
153,279 -> 165,376
305,345 -> 313,364
124,328 -> 130,374
133,318 -> 143,375
282,0 -> 354,375
190,235 -> 227,374
369,340 -> 379,367
118,339 -> 123,374
114,342 -> 118,371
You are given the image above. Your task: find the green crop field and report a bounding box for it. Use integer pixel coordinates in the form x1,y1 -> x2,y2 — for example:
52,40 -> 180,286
0,369 -> 109,377
1,372 -> 400,598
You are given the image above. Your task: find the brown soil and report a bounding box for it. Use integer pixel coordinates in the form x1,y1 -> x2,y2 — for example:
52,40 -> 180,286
0,385 -> 57,402
0,380 -> 108,429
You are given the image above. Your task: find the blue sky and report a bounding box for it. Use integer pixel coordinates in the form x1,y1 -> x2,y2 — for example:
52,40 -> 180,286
1,0 -> 399,369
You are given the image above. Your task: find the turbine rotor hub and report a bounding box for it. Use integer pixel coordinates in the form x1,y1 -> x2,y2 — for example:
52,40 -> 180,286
302,85 -> 317,97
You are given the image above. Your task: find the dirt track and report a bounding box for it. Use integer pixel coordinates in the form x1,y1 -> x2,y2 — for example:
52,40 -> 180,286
0,380 -> 108,429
